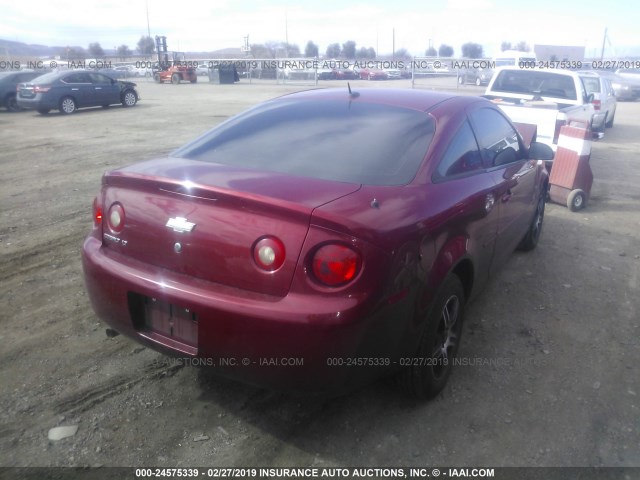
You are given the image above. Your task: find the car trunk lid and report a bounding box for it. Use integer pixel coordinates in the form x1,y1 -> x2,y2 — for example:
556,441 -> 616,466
100,157 -> 360,297
18,83 -> 37,98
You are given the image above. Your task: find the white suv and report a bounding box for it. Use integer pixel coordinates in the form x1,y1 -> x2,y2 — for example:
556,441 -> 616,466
579,71 -> 617,132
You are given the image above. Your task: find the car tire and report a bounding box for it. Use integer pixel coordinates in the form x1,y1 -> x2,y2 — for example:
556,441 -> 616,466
518,190 -> 545,251
567,189 -> 587,212
397,274 -> 465,399
458,75 -> 464,85
190,78 -> 197,83
59,96 -> 76,114
121,90 -> 137,107
172,74 -> 181,85
6,94 -> 22,112
37,108 -> 50,115
475,77 -> 482,86
605,112 -> 615,128
153,73 -> 161,83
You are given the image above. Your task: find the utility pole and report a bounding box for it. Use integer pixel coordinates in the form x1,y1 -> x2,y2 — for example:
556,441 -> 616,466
146,0 -> 151,59
146,0 -> 151,37
600,27 -> 607,61
392,28 -> 395,60
285,9 -> 289,57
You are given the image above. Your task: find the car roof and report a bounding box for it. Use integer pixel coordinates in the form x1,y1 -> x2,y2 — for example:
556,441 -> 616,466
275,87 -> 476,112
493,66 -> 580,77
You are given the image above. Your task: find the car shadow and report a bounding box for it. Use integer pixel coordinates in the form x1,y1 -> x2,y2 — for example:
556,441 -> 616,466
23,104 -> 150,117
191,364 -> 456,465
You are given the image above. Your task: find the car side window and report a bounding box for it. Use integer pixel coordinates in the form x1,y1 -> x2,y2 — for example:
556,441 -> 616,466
605,79 -> 613,97
469,108 -> 523,167
435,120 -> 482,179
63,73 -> 92,84
88,73 -> 111,84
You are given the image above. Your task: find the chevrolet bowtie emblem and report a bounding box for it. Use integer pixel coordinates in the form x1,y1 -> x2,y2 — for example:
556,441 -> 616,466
166,217 -> 196,233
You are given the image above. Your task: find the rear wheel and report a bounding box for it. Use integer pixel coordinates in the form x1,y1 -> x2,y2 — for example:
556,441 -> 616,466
397,274 -> 465,399
518,190 -> 545,251
190,77 -> 197,83
59,96 -> 76,114
153,73 -> 161,83
172,74 -> 181,85
605,112 -> 615,128
6,94 -> 22,112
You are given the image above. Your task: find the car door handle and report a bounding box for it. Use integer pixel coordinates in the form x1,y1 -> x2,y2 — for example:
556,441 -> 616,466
95,87 -> 102,90
502,190 -> 512,202
513,169 -> 531,179
71,88 -> 79,91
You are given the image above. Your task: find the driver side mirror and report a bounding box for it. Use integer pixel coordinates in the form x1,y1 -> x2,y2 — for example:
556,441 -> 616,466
528,141 -> 554,161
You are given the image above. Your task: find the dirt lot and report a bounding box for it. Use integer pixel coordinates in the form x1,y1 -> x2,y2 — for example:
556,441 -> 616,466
1,78 -> 639,470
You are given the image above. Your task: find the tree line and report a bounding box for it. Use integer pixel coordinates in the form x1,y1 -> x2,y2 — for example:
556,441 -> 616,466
65,37 -> 531,61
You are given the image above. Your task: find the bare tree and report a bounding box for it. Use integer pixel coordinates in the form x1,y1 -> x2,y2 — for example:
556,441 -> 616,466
425,46 -> 437,56
356,47 -> 374,59
501,41 -> 512,52
342,41 -> 356,59
287,43 -> 301,57
394,48 -> 411,60
461,42 -> 483,59
515,41 -> 530,52
88,42 -> 104,58
117,45 -> 132,60
62,46 -> 86,60
326,43 -> 341,58
438,44 -> 454,57
305,41 -> 319,58
136,36 -> 155,56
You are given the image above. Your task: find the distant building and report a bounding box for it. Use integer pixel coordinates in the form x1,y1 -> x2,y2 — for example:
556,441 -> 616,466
534,45 -> 585,61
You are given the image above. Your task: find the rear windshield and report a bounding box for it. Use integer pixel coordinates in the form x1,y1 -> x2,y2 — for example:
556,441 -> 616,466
27,71 -> 60,84
493,70 -> 577,100
173,99 -> 435,185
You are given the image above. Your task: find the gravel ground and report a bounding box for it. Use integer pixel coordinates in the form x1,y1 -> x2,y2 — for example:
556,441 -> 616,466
1,78 -> 639,471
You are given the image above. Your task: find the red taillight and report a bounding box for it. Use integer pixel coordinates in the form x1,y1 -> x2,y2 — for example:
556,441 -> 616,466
592,99 -> 601,111
92,197 -> 102,227
33,86 -> 51,93
107,203 -> 125,233
253,236 -> 285,272
312,244 -> 361,287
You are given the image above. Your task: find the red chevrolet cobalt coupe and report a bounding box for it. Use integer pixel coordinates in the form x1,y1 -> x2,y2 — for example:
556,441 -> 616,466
82,88 -> 552,398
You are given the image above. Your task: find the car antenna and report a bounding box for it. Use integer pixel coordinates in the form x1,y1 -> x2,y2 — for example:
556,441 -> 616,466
348,82 -> 359,98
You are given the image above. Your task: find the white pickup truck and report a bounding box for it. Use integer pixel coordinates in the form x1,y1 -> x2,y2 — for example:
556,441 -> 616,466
483,67 -> 596,150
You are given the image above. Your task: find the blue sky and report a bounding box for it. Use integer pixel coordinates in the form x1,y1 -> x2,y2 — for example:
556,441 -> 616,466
1,0 -> 638,57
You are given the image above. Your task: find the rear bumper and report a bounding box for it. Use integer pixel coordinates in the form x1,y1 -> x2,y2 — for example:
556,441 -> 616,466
591,112 -> 606,132
82,236 -> 413,392
17,94 -> 57,110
